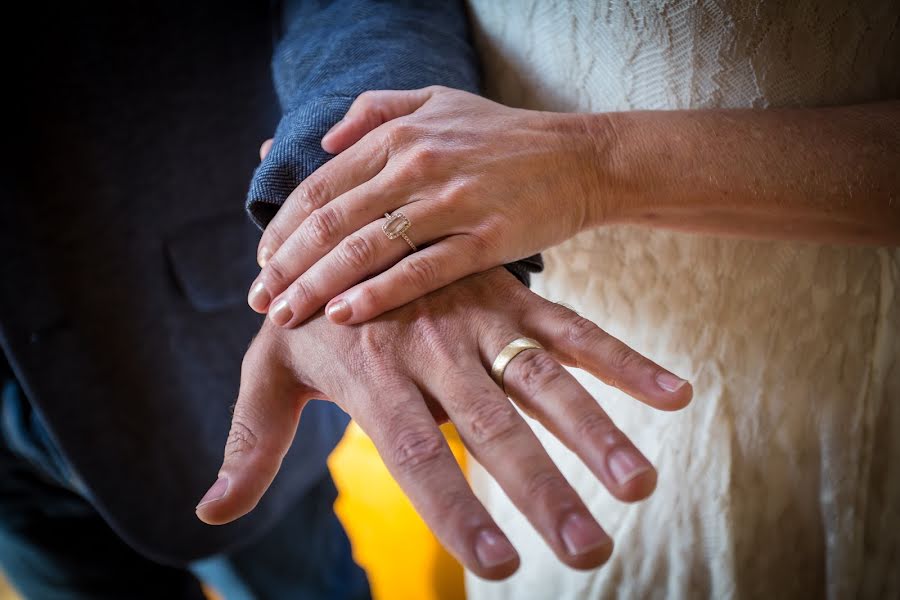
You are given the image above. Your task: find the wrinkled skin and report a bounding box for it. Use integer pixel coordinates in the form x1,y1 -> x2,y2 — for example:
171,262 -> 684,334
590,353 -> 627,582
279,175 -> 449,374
247,86 -> 607,326
197,267 -> 692,580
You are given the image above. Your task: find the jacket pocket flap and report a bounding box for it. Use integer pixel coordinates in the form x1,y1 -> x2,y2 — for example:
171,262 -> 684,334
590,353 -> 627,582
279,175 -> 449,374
166,213 -> 259,312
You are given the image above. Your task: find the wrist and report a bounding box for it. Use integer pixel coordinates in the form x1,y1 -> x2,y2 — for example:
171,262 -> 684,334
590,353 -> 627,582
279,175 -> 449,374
576,111 -> 657,230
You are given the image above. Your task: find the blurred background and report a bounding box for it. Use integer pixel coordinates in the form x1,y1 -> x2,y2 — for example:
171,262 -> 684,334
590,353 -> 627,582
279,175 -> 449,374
0,423 -> 467,600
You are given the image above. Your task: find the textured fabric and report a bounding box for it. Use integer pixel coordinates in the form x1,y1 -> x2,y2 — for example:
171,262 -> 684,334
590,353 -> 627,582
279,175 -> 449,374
0,375 -> 370,600
0,379 -> 207,600
464,1 -> 900,599
189,471 -> 371,600
2,1 -> 350,564
247,0 -> 543,285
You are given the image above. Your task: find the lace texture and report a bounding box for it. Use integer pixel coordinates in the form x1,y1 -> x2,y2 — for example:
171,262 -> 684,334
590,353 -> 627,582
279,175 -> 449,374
464,1 -> 900,598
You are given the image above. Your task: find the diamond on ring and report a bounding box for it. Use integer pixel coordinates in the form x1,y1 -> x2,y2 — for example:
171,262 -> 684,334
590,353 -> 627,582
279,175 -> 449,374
382,212 -> 417,251
382,212 -> 411,239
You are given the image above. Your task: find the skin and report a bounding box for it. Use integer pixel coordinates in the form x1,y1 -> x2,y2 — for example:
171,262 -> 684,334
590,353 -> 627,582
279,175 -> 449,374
246,86 -> 900,327
196,267 -> 693,579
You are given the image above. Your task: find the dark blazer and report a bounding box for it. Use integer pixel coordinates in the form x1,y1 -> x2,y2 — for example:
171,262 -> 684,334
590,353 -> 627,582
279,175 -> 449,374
1,0 -> 539,565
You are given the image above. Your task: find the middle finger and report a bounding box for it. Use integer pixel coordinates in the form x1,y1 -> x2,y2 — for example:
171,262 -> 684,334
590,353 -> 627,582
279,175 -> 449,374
250,173 -> 404,312
256,130 -> 389,267
422,358 -> 614,570
262,200 -> 464,327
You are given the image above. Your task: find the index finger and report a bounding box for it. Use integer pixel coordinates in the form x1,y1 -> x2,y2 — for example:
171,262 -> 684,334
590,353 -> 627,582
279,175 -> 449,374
256,134 -> 389,268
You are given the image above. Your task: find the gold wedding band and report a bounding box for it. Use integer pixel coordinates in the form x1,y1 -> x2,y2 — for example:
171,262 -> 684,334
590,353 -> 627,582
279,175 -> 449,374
491,337 -> 544,394
382,212 -> 417,251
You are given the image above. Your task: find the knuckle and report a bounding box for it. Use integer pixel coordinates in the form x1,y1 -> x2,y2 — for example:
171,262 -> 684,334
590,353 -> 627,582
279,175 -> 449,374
263,257 -> 289,288
386,119 -> 419,146
409,312 -> 453,360
517,352 -> 565,393
224,419 -> 259,460
566,315 -> 600,344
355,90 -> 376,107
356,319 -> 386,355
260,225 -> 285,253
465,398 -> 521,446
463,231 -> 496,260
432,488 -> 483,528
305,208 -> 340,248
352,284 -> 382,317
298,177 -> 329,215
290,277 -> 318,308
576,411 -> 625,448
340,233 -> 377,271
606,340 -> 644,374
390,427 -> 446,473
402,254 -> 440,290
409,142 -> 439,169
240,339 -> 266,375
343,341 -> 383,386
354,94 -> 377,121
523,468 -> 570,503
439,178 -> 473,204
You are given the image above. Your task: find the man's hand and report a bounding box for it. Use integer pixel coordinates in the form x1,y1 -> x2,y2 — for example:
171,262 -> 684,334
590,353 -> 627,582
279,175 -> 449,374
196,268 -> 692,579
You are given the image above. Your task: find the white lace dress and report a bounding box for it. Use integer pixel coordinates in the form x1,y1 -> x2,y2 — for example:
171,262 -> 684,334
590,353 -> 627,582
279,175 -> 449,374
463,2 -> 900,598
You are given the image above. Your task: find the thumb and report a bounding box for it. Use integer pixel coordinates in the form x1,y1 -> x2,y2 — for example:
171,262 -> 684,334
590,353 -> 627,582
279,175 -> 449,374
321,86 -> 440,154
195,342 -> 310,525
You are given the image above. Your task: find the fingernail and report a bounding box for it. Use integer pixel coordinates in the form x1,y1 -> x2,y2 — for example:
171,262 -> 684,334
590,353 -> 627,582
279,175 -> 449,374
269,299 -> 294,326
656,372 -> 687,393
257,247 -> 272,268
608,448 -> 651,486
560,512 -> 610,556
247,281 -> 271,311
196,476 -> 229,509
474,529 -> 517,569
326,299 -> 351,323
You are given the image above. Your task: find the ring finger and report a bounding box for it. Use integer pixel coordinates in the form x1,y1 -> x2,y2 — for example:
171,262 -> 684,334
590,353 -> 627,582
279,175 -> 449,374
422,357 -> 614,570
263,200 -> 473,327
256,129 -> 390,267
249,173 -> 408,312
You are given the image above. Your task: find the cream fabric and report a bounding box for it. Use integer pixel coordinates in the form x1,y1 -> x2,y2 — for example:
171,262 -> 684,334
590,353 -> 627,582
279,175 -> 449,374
463,1 -> 900,598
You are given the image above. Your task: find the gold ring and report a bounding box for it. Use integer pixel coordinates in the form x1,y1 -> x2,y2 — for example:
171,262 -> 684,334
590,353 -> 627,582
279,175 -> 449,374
382,212 -> 417,251
491,337 -> 544,394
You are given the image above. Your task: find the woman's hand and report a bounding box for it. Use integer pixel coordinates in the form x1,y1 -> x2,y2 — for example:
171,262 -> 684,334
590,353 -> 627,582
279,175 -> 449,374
199,267 -> 692,579
248,86 -> 607,327
251,94 -> 900,332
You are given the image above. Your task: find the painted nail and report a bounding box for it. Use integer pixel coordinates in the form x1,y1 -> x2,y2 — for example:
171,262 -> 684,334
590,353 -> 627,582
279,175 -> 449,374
269,299 -> 293,326
257,247 -> 272,268
560,512 -> 610,557
656,372 -> 687,393
247,281 -> 270,311
326,299 -> 351,323
196,476 -> 229,509
474,529 -> 517,569
607,448 -> 651,486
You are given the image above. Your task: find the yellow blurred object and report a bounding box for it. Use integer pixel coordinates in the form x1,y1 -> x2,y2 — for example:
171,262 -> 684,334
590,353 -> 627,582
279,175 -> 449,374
328,422 -> 466,600
0,575 -> 17,600
1,423 -> 465,600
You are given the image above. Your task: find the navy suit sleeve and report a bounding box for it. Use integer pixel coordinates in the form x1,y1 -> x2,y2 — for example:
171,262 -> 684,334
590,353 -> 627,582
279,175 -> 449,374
247,0 -> 543,285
